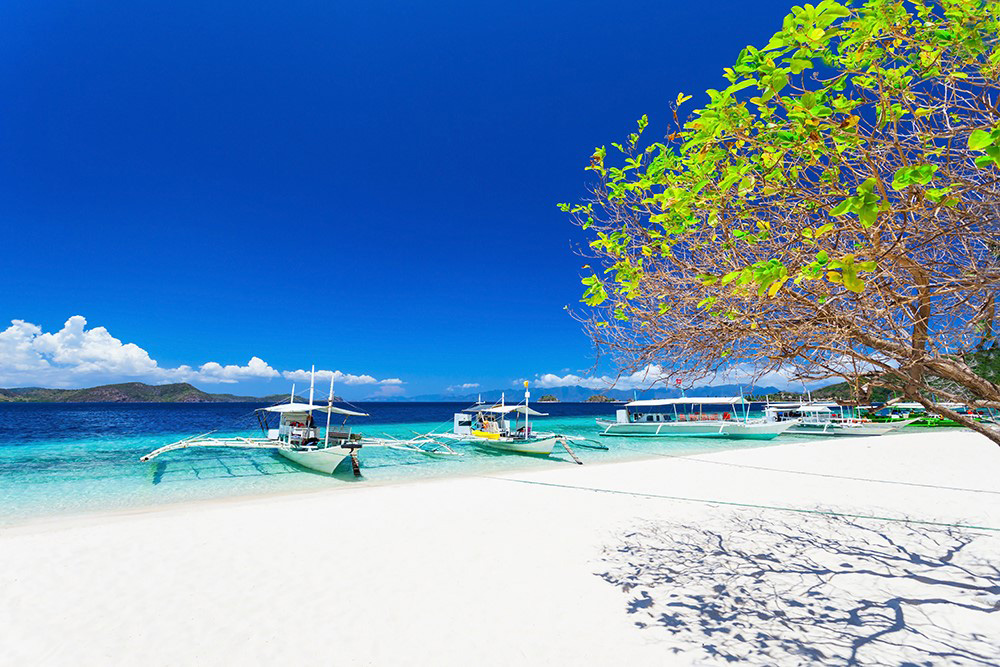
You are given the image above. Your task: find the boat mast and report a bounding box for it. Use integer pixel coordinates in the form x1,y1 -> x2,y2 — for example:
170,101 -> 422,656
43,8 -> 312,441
524,380 -> 530,435
324,374 -> 334,447
290,383 -> 295,404
501,391 -> 505,434
308,364 -> 316,408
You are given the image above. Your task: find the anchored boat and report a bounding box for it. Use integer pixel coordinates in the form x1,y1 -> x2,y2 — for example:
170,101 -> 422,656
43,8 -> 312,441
423,383 -> 593,463
861,402 -> 996,427
763,403 -> 910,437
140,367 -> 429,476
597,397 -> 795,440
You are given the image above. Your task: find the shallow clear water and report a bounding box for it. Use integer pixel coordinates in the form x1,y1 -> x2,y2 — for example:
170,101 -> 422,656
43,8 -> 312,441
0,402 -> 784,525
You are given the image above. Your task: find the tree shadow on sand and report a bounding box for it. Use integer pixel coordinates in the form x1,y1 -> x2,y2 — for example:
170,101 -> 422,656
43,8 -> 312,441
597,511 -> 1000,665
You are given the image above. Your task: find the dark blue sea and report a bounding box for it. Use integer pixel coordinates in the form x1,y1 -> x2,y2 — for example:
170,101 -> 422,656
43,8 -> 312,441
0,402 -> 782,525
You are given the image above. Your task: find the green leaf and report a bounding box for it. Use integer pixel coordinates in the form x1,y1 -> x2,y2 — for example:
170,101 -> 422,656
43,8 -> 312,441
830,200 -> 852,216
767,276 -> 789,297
727,79 -> 757,94
969,129 -> 993,150
721,269 -> 744,286
858,205 -> 877,228
581,275 -> 608,306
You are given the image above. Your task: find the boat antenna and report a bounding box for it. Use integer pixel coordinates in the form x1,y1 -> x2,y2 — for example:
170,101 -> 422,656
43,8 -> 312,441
324,373 -> 334,447
309,364 -> 316,409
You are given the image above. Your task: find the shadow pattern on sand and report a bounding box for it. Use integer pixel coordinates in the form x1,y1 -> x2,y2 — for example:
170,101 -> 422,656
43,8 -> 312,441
597,512 -> 1000,665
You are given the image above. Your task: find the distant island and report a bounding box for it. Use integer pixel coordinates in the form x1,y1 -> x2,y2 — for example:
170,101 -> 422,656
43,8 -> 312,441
0,380 -> 878,404
419,383 -> 784,403
0,382 -> 326,404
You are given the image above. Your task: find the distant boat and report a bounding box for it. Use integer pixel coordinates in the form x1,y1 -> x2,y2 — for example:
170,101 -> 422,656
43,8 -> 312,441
763,403 -> 910,437
597,397 -> 794,440
423,383 -> 590,462
862,401 -> 993,427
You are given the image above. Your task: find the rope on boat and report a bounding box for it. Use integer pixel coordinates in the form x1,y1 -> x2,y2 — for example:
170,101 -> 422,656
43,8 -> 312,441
557,435 -> 609,451
559,438 -> 583,465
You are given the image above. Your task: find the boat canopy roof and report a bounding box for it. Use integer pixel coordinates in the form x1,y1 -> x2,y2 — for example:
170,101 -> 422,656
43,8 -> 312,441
888,401 -> 966,410
259,402 -> 369,417
463,404 -> 548,417
766,403 -> 831,412
626,396 -> 748,408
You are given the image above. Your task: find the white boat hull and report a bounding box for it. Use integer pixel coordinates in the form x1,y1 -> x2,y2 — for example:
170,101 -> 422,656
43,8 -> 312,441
278,446 -> 352,474
600,420 -> 794,440
785,422 -> 897,437
468,434 -> 559,455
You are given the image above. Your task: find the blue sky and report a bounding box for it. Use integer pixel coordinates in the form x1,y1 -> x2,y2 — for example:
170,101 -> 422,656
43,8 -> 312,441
0,0 -> 796,397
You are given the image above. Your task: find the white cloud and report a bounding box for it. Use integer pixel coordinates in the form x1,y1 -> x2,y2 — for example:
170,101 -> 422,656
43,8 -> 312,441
0,316 -> 393,390
533,364 -> 671,391
281,369 -> 402,386
0,316 -> 166,386
531,363 -> 832,393
371,383 -> 406,398
446,382 -> 479,392
186,357 -> 280,383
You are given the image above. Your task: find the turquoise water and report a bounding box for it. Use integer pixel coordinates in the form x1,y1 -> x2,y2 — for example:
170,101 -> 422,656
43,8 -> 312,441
0,402 -> 786,525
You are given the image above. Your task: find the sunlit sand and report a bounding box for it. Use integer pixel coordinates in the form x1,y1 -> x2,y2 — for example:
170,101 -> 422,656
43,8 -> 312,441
2,431 -> 998,665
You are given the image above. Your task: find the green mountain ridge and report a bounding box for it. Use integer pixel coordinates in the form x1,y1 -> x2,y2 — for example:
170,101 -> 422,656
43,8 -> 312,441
0,382 -> 304,404
807,382 -> 895,403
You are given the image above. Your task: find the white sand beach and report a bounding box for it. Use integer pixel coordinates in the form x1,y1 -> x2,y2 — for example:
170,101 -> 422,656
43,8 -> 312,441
2,431 -> 999,666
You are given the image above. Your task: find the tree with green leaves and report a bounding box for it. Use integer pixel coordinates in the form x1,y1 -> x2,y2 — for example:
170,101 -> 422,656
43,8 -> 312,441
564,0 -> 1000,443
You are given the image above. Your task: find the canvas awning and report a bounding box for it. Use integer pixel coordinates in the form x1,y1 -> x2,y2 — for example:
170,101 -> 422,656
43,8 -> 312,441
766,403 -> 831,413
259,402 -> 369,417
463,405 -> 548,417
626,397 -> 748,407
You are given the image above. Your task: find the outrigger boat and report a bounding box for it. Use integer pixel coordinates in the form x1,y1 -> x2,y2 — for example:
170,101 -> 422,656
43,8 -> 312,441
861,402 -> 996,427
597,397 -> 795,440
140,367 -> 437,476
423,383 -> 594,463
763,402 -> 910,437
